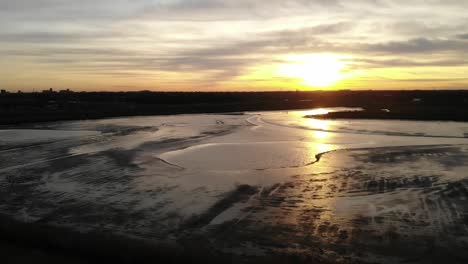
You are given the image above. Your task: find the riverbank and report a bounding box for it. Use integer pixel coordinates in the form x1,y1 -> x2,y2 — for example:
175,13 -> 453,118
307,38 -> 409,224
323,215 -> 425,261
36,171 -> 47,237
313,107 -> 468,122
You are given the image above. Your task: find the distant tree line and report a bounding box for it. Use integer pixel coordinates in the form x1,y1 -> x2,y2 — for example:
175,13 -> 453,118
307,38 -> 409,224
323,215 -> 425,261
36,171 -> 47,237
1,90 -> 467,125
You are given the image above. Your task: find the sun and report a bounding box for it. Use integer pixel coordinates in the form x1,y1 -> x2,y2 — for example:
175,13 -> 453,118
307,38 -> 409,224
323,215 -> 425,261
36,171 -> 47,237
278,54 -> 347,87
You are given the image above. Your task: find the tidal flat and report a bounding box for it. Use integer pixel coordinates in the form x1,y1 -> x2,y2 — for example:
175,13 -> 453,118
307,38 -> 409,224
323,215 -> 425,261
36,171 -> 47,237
1,108 -> 468,263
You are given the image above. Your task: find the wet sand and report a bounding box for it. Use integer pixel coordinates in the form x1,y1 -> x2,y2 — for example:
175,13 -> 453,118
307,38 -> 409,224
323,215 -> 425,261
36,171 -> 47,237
1,109 -> 468,263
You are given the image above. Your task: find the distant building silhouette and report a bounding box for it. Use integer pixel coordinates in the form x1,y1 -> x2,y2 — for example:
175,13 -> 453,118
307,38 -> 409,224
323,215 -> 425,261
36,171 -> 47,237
59,89 -> 73,93
42,88 -> 55,94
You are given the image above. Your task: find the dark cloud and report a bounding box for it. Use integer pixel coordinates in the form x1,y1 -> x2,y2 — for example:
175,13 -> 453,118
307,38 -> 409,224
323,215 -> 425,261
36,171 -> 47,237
0,32 -> 111,43
267,22 -> 352,37
348,58 -> 468,70
136,0 -> 345,21
382,21 -> 468,39
456,33 -> 468,39
361,38 -> 468,54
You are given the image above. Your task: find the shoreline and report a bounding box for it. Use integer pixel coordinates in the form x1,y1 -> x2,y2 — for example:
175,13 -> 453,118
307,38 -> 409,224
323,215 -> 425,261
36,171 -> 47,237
312,109 -> 468,123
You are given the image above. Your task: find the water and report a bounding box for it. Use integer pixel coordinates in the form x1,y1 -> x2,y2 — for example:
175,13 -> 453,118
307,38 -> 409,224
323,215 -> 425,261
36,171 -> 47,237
1,108 -> 468,262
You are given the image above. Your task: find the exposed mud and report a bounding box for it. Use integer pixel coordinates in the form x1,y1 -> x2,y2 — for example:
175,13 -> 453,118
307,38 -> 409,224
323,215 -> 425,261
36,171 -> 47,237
182,184 -> 258,229
1,111 -> 468,263
178,145 -> 468,263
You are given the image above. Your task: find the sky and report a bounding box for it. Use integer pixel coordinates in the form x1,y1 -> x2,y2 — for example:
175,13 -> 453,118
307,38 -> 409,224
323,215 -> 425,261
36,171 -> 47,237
1,0 -> 468,92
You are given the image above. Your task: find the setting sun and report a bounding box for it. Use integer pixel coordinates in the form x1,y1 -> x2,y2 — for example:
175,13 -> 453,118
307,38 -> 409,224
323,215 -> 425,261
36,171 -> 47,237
278,54 -> 347,88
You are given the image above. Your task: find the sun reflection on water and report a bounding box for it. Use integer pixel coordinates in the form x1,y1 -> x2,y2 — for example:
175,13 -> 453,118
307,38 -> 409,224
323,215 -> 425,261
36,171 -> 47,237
301,108 -> 330,116
304,117 -> 333,143
306,118 -> 330,130
311,142 -> 335,154
313,130 -> 330,140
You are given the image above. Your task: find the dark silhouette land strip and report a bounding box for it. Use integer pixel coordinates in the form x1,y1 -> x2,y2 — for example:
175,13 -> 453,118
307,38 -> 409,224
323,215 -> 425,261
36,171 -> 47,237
1,90 -> 468,125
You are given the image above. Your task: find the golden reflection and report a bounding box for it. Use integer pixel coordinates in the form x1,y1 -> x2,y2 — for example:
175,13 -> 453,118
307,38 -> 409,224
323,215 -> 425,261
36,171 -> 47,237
305,118 -> 330,131
300,108 -> 330,116
305,117 -> 334,151
295,110 -> 334,141
312,142 -> 334,154
313,130 -> 330,140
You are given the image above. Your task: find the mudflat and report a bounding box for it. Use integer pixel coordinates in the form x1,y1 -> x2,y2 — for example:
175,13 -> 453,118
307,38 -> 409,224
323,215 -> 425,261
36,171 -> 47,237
1,109 -> 468,263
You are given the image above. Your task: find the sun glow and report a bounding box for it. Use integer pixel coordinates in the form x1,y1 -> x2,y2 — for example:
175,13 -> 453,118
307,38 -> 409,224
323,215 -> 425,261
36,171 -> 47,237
278,54 -> 348,88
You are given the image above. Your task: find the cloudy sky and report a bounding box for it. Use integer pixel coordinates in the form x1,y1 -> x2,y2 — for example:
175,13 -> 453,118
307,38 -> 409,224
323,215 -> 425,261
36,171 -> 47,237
1,0 -> 468,91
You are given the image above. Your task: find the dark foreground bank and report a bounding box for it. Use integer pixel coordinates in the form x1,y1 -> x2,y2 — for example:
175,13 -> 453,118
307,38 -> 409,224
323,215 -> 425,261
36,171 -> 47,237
0,212 -> 337,264
1,90 -> 468,125
0,213 -> 237,264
